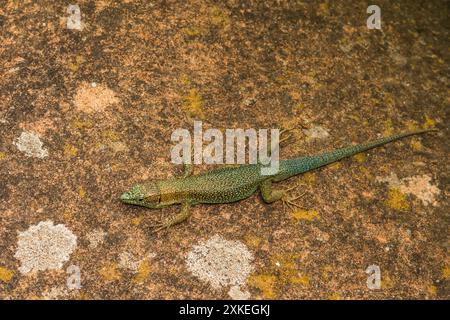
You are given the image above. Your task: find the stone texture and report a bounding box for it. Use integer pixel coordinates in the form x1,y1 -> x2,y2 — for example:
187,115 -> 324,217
0,1 -> 448,299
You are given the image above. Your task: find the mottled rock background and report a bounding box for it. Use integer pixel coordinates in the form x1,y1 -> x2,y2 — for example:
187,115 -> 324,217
0,0 -> 448,299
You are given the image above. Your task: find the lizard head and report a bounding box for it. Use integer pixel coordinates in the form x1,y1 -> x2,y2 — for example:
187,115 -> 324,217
120,182 -> 161,208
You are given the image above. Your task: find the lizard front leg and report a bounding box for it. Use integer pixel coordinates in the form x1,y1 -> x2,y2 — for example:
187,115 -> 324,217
151,202 -> 191,233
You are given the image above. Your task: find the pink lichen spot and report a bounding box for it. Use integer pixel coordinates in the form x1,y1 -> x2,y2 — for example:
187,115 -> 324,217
398,175 -> 440,206
73,82 -> 119,113
377,173 -> 440,206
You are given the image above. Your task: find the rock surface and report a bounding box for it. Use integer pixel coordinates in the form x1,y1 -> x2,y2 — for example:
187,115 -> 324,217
0,1 -> 448,299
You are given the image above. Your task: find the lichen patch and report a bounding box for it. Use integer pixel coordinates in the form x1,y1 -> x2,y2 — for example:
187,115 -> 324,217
186,235 -> 254,290
377,173 -> 440,206
85,228 -> 106,249
14,131 -> 48,158
73,82 -> 119,113
14,221 -> 77,274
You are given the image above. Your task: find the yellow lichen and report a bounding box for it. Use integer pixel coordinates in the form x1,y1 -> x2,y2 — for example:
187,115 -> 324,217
317,2 -> 329,16
99,263 -> 121,281
131,217 -> 142,226
359,166 -> 372,179
180,74 -> 190,86
248,274 -> 277,299
64,144 -> 78,158
291,209 -> 320,222
0,151 -> 6,160
328,162 -> 341,170
290,274 -> 309,286
383,119 -> 394,136
0,267 -> 14,282
303,172 -> 315,186
101,129 -> 120,142
210,6 -> 230,26
385,188 -> 409,211
182,88 -> 205,119
381,274 -> 395,289
134,258 -> 151,284
244,234 -> 262,248
71,118 -> 93,130
384,94 -> 395,108
329,292 -> 342,300
183,27 -> 206,37
427,284 -> 437,296
353,153 -> 366,163
410,139 -> 423,151
322,265 -> 333,279
67,55 -> 86,72
442,265 -> 450,279
78,187 -> 86,198
67,62 -> 79,72
422,114 -> 437,129
272,254 -> 308,286
295,102 -> 306,110
405,120 -> 419,132
63,211 -> 72,221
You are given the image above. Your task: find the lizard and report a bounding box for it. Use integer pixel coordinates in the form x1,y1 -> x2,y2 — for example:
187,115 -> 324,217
120,129 -> 436,232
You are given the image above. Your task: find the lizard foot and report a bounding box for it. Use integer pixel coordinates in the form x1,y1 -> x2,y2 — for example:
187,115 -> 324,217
149,203 -> 191,234
149,220 -> 171,234
281,191 -> 306,214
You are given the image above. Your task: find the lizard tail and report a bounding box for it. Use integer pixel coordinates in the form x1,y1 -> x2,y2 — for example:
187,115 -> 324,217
281,129 -> 437,176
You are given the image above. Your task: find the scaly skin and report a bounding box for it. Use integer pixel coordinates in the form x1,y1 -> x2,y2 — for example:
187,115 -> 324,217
120,129 -> 436,232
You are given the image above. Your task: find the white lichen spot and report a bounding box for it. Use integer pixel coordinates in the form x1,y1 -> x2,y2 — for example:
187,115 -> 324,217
42,286 -> 69,300
376,173 -> 440,206
118,252 -> 141,271
118,251 -> 155,272
15,221 -> 77,274
186,235 -> 254,290
303,126 -> 330,139
228,285 -> 251,300
14,131 -> 48,158
85,228 -> 106,249
376,172 -> 401,187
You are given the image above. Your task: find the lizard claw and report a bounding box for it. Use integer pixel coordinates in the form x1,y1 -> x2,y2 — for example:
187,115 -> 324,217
281,186 -> 306,214
149,220 -> 170,234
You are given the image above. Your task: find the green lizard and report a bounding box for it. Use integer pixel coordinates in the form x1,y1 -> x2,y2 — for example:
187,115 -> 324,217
120,129 -> 435,232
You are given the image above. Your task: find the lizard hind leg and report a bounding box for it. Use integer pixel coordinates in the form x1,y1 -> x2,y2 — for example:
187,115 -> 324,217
150,202 -> 191,233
